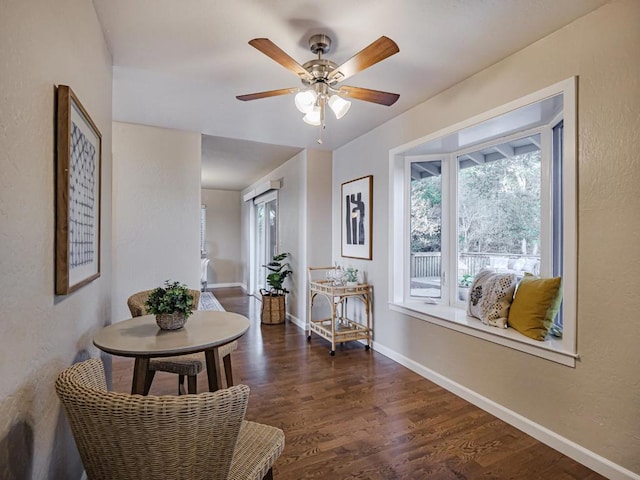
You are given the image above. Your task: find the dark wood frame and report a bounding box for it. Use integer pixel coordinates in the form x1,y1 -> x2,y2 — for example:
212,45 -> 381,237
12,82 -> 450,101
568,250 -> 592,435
341,175 -> 373,260
55,85 -> 102,295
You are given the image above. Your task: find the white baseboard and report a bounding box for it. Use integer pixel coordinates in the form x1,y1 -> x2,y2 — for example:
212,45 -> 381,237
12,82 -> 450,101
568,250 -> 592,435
287,313 -> 305,330
372,341 -> 639,480
207,282 -> 245,289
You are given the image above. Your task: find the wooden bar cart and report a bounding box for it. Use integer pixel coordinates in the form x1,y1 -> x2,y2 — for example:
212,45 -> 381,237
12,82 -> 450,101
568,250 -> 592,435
307,266 -> 372,355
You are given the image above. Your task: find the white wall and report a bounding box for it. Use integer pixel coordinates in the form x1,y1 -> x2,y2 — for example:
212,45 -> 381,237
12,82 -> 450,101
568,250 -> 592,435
303,150 -> 334,323
0,1 -> 113,477
112,122 -> 201,321
241,149 -> 332,324
242,151 -> 304,320
305,150 -> 333,269
332,0 -> 640,476
201,189 -> 242,286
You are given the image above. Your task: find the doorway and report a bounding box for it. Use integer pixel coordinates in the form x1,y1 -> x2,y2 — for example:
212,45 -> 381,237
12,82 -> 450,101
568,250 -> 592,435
253,191 -> 278,295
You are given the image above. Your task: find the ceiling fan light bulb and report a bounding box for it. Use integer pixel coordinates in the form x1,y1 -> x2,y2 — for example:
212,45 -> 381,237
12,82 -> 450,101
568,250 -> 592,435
295,90 -> 317,114
328,95 -> 351,119
303,106 -> 322,126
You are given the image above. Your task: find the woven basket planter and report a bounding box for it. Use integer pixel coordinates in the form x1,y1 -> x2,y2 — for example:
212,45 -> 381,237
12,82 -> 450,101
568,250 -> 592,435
155,312 -> 188,330
260,291 -> 286,324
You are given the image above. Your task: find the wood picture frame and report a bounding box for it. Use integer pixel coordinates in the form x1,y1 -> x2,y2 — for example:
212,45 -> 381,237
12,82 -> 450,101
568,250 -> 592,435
55,85 -> 102,295
341,175 -> 373,260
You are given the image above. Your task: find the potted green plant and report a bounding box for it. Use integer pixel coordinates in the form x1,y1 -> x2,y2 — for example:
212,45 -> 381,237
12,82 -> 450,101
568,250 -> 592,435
344,266 -> 359,287
458,273 -> 473,301
261,253 -> 292,324
145,280 -> 196,330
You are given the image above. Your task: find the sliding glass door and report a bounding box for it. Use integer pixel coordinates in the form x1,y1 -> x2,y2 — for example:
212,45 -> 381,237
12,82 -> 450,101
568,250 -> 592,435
254,192 -> 278,294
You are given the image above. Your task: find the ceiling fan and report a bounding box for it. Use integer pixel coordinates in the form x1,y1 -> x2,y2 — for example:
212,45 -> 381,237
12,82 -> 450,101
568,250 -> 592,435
236,34 -> 400,142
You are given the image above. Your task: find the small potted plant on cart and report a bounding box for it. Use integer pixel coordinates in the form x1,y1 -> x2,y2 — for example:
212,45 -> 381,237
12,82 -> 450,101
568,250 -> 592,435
344,266 -> 359,288
260,253 -> 293,324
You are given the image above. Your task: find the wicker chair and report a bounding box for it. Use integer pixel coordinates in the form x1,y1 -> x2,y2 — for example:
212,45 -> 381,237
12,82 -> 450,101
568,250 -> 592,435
127,289 -> 238,394
56,358 -> 284,480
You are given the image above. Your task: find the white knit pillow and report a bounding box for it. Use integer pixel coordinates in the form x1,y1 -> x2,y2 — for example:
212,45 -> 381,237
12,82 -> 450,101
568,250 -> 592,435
467,269 -> 517,328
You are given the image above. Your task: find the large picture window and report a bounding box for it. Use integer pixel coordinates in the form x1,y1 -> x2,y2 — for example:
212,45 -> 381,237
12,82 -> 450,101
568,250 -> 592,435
390,78 -> 577,366
410,133 -> 545,304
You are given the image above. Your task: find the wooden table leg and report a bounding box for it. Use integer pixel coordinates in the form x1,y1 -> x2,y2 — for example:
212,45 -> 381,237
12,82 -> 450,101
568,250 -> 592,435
222,354 -> 233,388
204,347 -> 223,392
131,357 -> 150,395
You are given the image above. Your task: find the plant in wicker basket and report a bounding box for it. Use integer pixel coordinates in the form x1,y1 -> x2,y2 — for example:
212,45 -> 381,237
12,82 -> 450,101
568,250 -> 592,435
145,280 -> 195,330
260,253 -> 292,324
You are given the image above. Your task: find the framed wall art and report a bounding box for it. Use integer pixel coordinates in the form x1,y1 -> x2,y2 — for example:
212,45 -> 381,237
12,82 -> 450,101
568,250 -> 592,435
341,175 -> 373,260
55,85 -> 102,295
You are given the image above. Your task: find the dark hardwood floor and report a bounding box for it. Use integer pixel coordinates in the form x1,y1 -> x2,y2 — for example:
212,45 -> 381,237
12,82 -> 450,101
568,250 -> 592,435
111,287 -> 604,480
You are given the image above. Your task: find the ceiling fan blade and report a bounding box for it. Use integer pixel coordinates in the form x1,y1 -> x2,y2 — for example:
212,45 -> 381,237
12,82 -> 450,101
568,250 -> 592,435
328,36 -> 399,82
248,38 -> 312,80
236,87 -> 300,101
338,85 -> 400,106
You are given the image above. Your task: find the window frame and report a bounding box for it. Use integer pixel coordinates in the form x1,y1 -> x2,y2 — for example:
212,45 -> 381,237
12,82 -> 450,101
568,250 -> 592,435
388,78 -> 577,367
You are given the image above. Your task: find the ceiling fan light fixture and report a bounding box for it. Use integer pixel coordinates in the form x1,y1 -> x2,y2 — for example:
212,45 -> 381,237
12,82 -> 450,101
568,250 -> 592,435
328,94 -> 351,120
239,35 -> 399,138
303,105 -> 322,126
294,90 -> 317,114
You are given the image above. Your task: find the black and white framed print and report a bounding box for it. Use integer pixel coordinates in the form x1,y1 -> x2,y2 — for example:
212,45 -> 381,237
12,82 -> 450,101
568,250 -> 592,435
55,85 -> 102,295
341,175 -> 373,260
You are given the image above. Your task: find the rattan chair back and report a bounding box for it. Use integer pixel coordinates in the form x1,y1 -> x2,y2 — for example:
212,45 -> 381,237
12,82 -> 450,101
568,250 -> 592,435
55,358 -> 249,480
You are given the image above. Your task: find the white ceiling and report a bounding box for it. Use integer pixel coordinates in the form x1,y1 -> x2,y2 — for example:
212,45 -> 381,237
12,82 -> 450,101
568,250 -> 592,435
93,0 -> 608,190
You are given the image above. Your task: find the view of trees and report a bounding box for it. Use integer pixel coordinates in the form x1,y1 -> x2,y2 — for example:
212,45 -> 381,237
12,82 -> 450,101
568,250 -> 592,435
410,173 -> 442,252
411,151 -> 541,255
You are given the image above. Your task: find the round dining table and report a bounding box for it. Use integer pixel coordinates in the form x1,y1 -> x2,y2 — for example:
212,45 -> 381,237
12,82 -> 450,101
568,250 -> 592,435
93,310 -> 250,395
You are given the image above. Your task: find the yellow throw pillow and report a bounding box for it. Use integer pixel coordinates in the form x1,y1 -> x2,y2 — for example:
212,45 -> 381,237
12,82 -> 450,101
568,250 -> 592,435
508,274 -> 562,341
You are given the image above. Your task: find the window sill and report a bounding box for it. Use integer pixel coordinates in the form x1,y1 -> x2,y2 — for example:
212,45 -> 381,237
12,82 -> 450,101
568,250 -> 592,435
389,301 -> 577,367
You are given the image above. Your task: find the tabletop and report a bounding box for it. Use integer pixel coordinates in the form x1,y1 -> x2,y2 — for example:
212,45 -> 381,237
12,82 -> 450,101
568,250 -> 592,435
93,310 -> 250,358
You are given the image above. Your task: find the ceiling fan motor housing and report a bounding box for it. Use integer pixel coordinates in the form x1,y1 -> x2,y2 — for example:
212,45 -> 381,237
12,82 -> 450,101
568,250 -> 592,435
309,34 -> 331,55
301,59 -> 338,87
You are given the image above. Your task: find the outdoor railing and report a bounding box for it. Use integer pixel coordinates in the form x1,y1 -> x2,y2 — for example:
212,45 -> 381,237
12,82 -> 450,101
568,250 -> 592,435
411,252 -> 539,278
410,252 -> 441,277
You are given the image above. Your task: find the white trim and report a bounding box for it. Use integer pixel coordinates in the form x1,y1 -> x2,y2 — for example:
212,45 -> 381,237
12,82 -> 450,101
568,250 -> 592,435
390,302 -> 576,367
207,282 -> 245,289
372,340 -> 640,480
540,126 -> 553,276
242,189 -> 256,202
248,200 -> 257,294
243,180 -> 281,202
287,312 -> 305,329
389,77 -> 578,362
388,78 -> 576,157
252,188 -> 278,205
561,77 -> 578,353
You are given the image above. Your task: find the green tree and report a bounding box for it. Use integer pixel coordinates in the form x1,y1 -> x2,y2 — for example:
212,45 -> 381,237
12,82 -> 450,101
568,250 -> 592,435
411,150 -> 541,255
458,151 -> 540,254
410,175 -> 442,252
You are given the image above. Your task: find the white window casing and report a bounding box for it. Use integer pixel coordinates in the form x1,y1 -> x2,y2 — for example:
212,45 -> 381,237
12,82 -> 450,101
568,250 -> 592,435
388,77 -> 578,366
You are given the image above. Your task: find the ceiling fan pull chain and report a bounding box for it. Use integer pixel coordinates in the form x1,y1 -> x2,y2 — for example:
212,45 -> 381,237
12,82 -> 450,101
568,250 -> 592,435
318,101 -> 326,144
